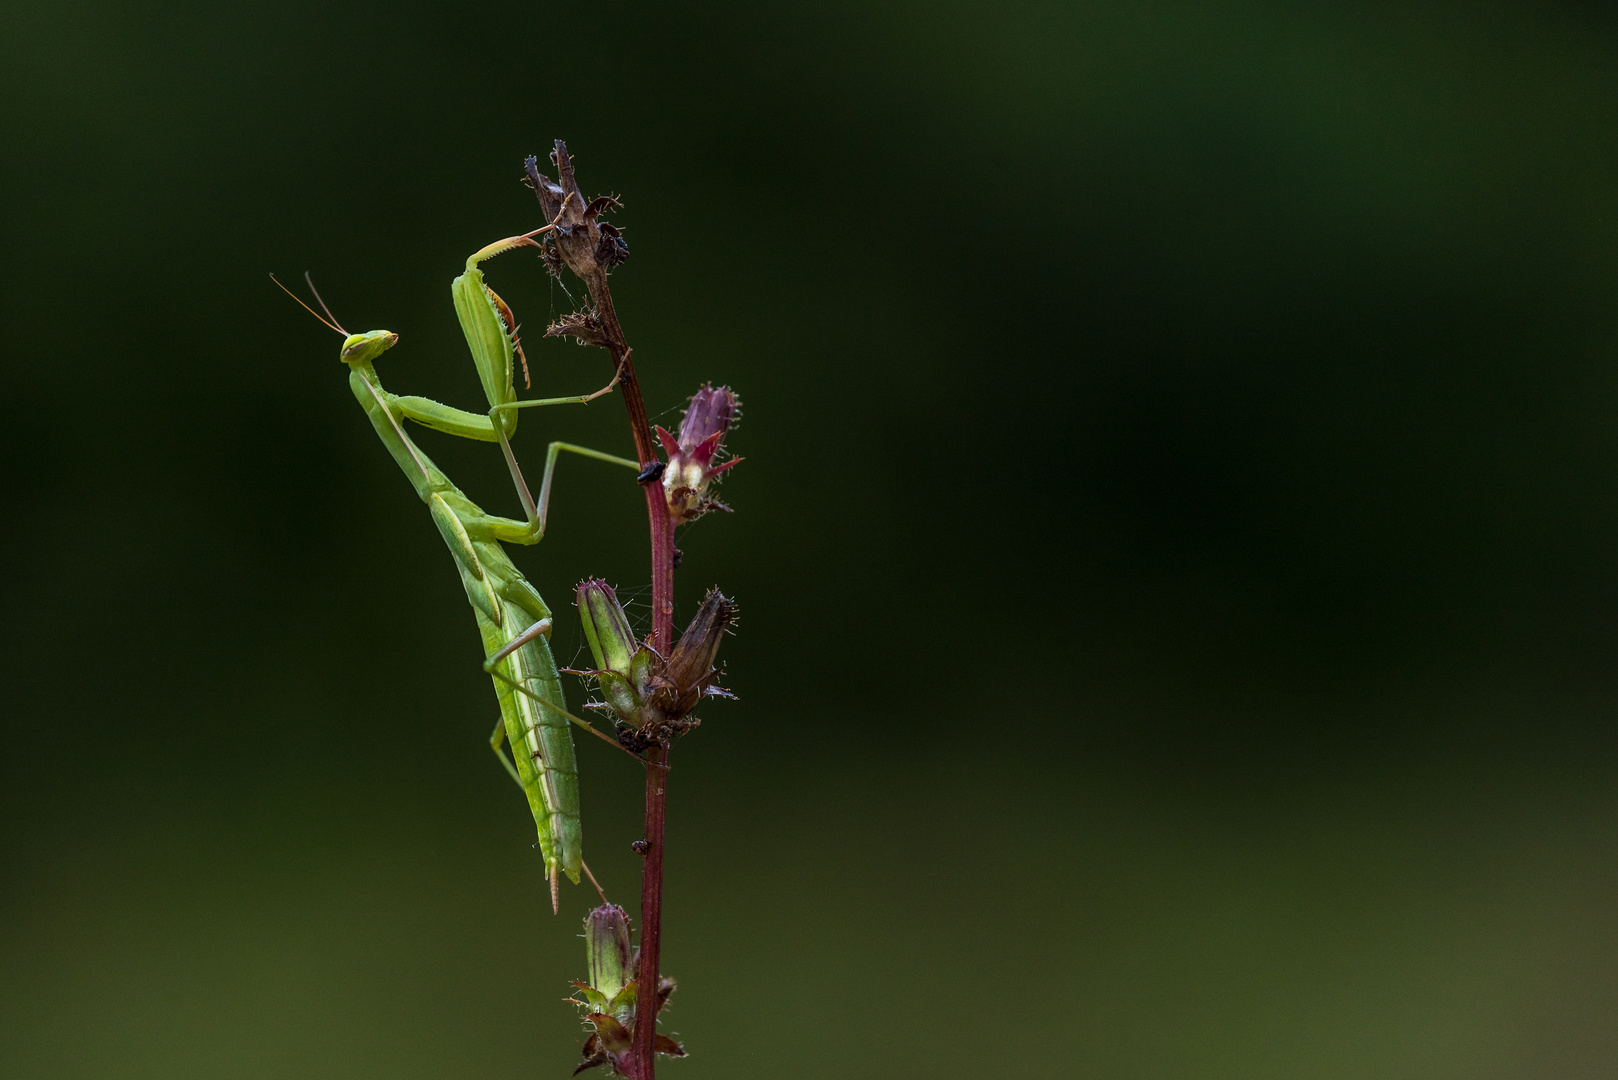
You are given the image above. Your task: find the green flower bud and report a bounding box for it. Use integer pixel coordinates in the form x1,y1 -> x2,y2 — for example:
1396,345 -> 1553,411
575,580 -> 655,734
577,579 -> 637,675
569,904 -> 686,1076
584,904 -> 634,1007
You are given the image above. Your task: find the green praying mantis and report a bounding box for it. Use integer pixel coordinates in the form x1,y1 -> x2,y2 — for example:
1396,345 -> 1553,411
277,224 -> 641,911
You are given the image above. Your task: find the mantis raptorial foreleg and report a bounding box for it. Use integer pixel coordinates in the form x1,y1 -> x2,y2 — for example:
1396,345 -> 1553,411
454,230 -> 622,440
383,234 -> 635,538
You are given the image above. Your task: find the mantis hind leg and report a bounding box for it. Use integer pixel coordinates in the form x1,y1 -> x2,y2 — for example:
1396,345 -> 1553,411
490,716 -> 524,790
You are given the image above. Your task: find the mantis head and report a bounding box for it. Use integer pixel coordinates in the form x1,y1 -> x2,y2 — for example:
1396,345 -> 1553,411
339,330 -> 399,366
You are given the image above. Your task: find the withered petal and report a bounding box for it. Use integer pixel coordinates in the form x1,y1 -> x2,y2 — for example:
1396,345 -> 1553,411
588,1013 -> 633,1054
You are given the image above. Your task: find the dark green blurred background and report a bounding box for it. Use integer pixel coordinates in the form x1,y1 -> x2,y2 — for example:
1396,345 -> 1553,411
5,0 -> 1618,1076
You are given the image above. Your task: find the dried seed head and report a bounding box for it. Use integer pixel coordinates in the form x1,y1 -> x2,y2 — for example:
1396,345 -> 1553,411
595,222 -> 630,268
524,142 -> 628,281
546,308 -> 613,349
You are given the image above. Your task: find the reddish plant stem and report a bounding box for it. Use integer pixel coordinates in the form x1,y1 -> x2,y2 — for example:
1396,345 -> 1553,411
538,140 -> 675,1079
577,263 -> 674,1080
633,743 -> 669,1077
527,141 -> 675,1079
583,270 -> 676,651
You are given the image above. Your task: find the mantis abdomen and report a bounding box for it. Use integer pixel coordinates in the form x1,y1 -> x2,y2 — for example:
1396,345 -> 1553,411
479,599 -> 582,887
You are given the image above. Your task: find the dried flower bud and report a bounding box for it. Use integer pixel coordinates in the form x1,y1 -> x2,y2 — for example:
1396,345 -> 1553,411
656,384 -> 742,526
649,589 -> 737,723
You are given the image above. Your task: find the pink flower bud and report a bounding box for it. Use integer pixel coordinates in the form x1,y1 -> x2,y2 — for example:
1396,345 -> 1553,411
656,384 -> 742,525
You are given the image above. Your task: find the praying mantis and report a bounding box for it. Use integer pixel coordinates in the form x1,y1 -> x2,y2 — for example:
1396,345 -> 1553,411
277,225 -> 639,910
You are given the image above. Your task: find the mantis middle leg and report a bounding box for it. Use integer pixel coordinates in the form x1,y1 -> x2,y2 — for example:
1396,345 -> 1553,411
383,392 -> 638,546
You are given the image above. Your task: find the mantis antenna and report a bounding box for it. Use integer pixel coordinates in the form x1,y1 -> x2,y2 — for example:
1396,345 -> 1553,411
269,273 -> 347,335
273,272 -> 433,482
303,271 -> 349,335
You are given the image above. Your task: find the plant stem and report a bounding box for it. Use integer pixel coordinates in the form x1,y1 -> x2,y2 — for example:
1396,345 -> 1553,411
555,138 -> 673,1076
581,269 -> 676,649
588,274 -> 672,1080
633,742 -> 669,1078
584,268 -> 673,1080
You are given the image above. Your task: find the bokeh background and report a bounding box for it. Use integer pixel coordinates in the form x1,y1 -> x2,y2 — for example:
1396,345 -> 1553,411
5,0 -> 1618,1076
